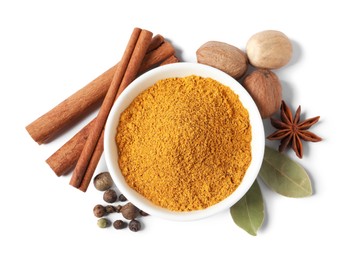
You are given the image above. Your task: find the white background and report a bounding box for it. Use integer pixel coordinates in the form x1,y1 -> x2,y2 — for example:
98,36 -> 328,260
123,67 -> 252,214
1,0 -> 347,259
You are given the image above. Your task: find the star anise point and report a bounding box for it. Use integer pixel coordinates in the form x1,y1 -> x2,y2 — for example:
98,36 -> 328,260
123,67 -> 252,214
267,100 -> 321,158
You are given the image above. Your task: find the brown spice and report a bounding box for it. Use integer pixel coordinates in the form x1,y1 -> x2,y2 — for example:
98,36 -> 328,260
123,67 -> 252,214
93,204 -> 106,218
45,39 -> 177,178
113,220 -> 127,230
160,55 -> 179,65
267,100 -> 322,158
114,205 -> 122,213
139,210 -> 149,216
121,202 -> 139,220
93,172 -> 114,191
129,220 -> 141,232
26,34 -> 169,145
103,189 -> 118,203
70,28 -> 153,190
118,194 -> 127,202
105,205 -> 117,214
116,75 -> 252,211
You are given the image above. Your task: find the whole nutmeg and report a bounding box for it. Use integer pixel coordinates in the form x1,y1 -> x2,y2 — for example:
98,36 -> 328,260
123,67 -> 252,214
93,172 -> 114,191
196,41 -> 248,79
242,69 -> 282,118
121,202 -> 139,220
246,30 -> 293,69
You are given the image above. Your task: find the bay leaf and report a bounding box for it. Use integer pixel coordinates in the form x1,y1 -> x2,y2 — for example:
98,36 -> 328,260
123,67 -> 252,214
259,146 -> 312,197
230,180 -> 264,236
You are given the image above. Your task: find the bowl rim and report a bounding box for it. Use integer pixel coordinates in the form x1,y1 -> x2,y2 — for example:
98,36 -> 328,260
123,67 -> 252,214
104,62 -> 265,221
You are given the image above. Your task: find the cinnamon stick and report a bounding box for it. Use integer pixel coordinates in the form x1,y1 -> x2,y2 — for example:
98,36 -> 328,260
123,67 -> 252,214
78,33 -> 163,192
138,41 -> 175,74
160,55 -> 179,65
70,28 -> 153,189
26,35 -> 166,145
79,60 -> 183,192
147,34 -> 164,53
46,119 -> 95,175
46,40 -> 176,177
116,30 -> 153,98
78,131 -> 104,192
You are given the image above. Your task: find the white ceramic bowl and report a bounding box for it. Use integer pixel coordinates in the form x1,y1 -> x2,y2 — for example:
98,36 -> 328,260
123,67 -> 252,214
104,62 -> 265,221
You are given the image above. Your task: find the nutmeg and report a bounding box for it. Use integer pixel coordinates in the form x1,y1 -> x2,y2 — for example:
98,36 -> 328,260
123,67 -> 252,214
246,30 -> 293,69
93,172 -> 114,191
242,69 -> 282,118
196,41 -> 248,79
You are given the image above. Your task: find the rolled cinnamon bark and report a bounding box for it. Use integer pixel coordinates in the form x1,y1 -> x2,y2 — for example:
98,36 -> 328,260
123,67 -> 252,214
46,119 -> 95,175
46,40 -> 176,177
26,35 -> 167,144
78,130 -> 104,192
160,55 -> 179,65
70,28 -> 153,189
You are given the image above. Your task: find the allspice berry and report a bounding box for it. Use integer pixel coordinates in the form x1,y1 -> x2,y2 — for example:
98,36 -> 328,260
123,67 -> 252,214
246,30 -> 293,69
93,172 -> 114,191
121,202 -> 139,220
119,194 -> 127,202
243,69 -> 282,118
113,220 -> 126,230
105,205 -> 117,214
129,219 -> 141,232
114,205 -> 122,213
93,204 -> 106,218
97,218 -> 110,228
139,210 -> 149,217
103,189 -> 118,203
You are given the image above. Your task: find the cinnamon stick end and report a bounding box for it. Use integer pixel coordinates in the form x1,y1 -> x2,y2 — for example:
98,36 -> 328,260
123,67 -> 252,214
45,157 -> 72,177
160,55 -> 180,65
25,125 -> 44,145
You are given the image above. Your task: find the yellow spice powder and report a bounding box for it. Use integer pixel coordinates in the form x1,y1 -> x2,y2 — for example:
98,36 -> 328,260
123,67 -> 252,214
116,75 -> 252,211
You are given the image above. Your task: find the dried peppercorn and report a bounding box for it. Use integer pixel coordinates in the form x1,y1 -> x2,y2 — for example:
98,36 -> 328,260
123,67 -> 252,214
92,175 -> 148,232
93,204 -> 106,218
115,205 -> 122,213
97,218 -> 110,228
113,220 -> 126,230
129,219 -> 141,232
121,202 -> 139,220
103,189 -> 118,203
139,210 -> 149,216
105,205 -> 117,214
119,194 -> 127,202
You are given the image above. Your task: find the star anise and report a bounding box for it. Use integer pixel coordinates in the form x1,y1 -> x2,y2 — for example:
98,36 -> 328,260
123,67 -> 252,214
267,100 -> 322,158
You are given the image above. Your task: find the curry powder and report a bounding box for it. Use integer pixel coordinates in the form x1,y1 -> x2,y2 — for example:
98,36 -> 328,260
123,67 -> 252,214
116,75 -> 252,211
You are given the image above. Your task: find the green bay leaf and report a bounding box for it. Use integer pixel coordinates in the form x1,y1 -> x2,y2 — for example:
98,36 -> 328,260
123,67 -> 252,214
259,146 -> 312,197
230,180 -> 264,236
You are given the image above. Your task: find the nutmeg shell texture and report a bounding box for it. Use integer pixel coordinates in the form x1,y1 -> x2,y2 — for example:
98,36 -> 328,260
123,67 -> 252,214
196,41 -> 248,79
243,69 -> 282,118
246,30 -> 293,69
93,172 -> 114,191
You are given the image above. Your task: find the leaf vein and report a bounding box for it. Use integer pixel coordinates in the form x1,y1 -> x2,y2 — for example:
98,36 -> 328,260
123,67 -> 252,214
244,196 -> 256,233
263,158 -> 309,193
